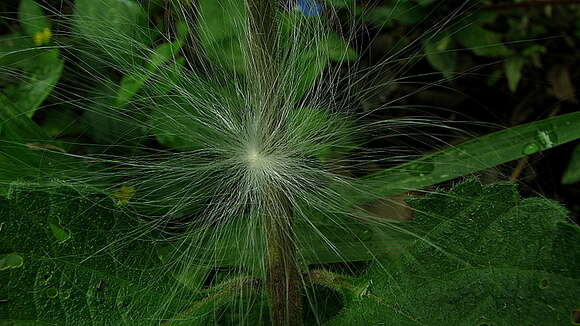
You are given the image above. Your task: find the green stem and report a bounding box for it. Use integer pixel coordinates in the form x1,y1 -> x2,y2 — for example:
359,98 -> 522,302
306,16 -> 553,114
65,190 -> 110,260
245,0 -> 303,325
265,193 -> 303,326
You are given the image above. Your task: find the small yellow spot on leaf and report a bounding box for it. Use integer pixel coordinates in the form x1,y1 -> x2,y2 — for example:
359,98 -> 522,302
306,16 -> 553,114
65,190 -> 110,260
33,27 -> 52,46
113,185 -> 136,205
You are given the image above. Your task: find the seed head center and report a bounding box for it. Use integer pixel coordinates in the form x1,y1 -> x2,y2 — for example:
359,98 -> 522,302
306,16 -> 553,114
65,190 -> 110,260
246,147 -> 268,170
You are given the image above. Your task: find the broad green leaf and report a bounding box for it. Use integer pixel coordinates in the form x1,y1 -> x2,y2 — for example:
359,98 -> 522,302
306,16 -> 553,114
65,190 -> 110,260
82,91 -> 147,147
0,47 -> 62,141
0,186 -> 197,325
196,0 -> 247,73
278,11 -> 334,99
288,107 -> 356,162
18,0 -> 50,38
148,75 -> 241,152
73,0 -> 149,66
146,57 -> 186,97
562,143 -> 580,184
455,24 -> 513,57
149,98 -> 214,151
0,33 -> 36,68
0,143 -> 94,197
0,93 -> 46,141
0,49 -> 63,119
504,56 -> 525,92
324,179 -> 580,325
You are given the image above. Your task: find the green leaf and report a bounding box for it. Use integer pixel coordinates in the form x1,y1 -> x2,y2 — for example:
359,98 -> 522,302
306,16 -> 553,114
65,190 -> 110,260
0,49 -> 63,119
0,33 -> 36,67
73,0 -> 149,66
288,107 -> 356,162
323,33 -> 358,62
324,179 -> 580,325
423,33 -> 456,78
18,0 -> 50,37
562,143 -> 580,184
504,56 -> 525,92
196,0 -> 247,73
0,142 -> 94,197
349,112 -> 580,205
149,99 -> 221,151
455,24 -> 513,57
0,185 -> 196,324
40,108 -> 83,138
116,40 -> 183,106
362,2 -> 426,26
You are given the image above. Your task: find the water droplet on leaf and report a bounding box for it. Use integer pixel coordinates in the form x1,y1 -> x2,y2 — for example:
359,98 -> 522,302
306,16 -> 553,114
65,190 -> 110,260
522,143 -> 540,155
45,287 -> 58,299
408,160 -> 434,177
538,279 -> 549,289
0,253 -> 24,270
49,222 -> 71,243
59,288 -> 72,300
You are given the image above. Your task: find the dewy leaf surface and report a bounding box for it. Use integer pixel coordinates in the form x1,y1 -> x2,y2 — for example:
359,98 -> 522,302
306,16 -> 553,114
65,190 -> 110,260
0,186 -> 197,325
325,179 -> 580,326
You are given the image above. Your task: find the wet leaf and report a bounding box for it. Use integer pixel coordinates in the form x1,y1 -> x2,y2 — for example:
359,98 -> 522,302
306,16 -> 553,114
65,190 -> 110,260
325,179 -> 580,325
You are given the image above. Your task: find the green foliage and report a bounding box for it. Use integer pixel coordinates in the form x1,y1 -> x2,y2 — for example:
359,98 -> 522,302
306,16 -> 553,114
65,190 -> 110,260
504,56 -> 525,92
0,49 -> 63,119
455,23 -> 513,58
116,40 -> 183,107
1,0 -> 579,325
360,1 -> 426,26
324,179 -> 580,325
423,33 -> 456,79
196,0 -> 247,73
0,185 -> 196,324
73,0 -> 149,65
353,112 -> 580,204
18,0 -> 50,38
2,179 -> 578,325
1,3 -> 62,136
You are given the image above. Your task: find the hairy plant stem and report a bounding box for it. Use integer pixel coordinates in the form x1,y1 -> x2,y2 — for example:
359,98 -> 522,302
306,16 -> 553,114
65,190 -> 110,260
265,193 -> 303,326
245,1 -> 303,325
